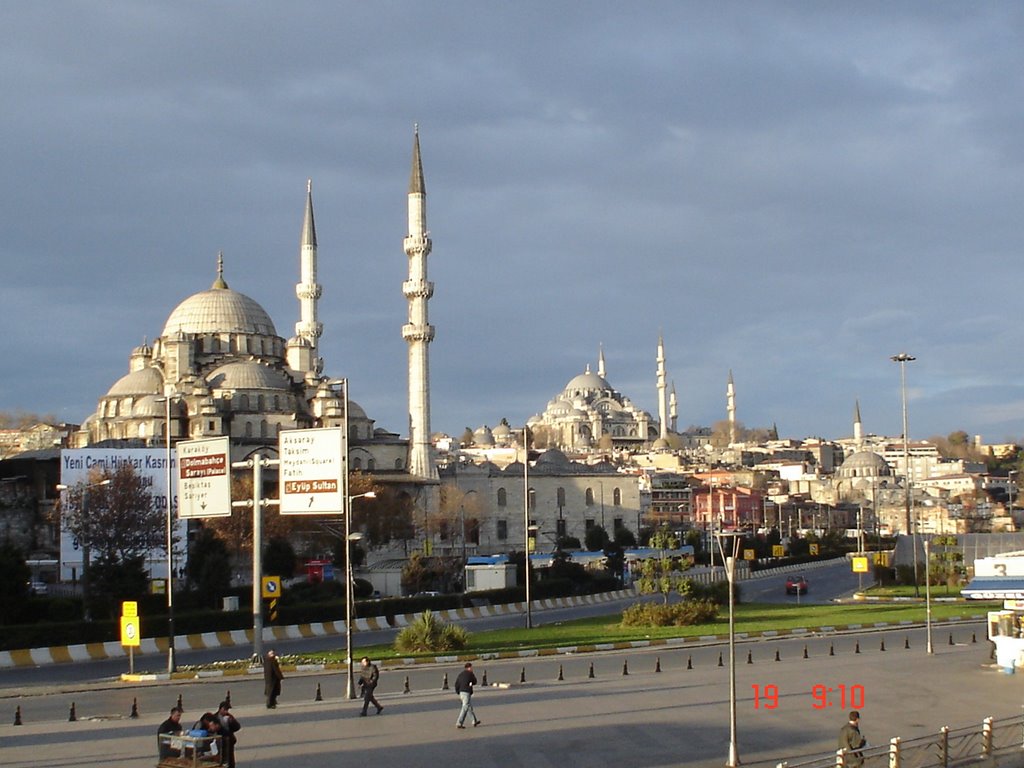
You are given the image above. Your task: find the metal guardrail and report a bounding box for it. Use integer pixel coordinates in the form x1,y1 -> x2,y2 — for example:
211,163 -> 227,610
777,716 -> 1024,768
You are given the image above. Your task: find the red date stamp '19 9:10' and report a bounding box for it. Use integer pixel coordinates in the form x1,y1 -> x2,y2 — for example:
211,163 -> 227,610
751,684 -> 866,710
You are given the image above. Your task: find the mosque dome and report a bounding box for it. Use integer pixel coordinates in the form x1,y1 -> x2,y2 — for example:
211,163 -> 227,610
838,451 -> 892,479
163,262 -> 277,337
131,394 -> 187,418
473,426 -> 495,446
535,448 -> 571,468
106,367 -> 164,396
564,370 -> 611,393
207,361 -> 292,390
347,399 -> 368,421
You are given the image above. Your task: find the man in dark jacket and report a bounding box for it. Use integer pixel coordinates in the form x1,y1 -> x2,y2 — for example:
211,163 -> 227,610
358,656 -> 384,716
215,700 -> 241,768
838,711 -> 866,767
156,706 -> 183,758
264,649 -> 284,708
454,662 -> 481,729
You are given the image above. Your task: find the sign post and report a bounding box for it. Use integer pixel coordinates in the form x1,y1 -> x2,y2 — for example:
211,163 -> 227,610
176,437 -> 232,518
279,428 -> 346,515
120,601 -> 140,675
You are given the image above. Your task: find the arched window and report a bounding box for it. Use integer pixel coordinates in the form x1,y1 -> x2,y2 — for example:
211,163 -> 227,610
585,488 -> 595,506
367,459 -> 376,471
497,488 -> 507,507
260,421 -> 267,438
244,422 -> 253,437
528,488 -> 536,510
352,457 -> 362,470
239,394 -> 249,411
557,487 -> 565,507
394,458 -> 403,470
613,488 -> 621,506
257,394 -> 265,411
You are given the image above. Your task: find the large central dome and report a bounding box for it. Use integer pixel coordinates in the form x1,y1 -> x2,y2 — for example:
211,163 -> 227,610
163,287 -> 277,336
162,260 -> 278,337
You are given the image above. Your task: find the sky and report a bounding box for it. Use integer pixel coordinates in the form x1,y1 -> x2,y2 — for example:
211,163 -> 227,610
2,2 -> 1023,446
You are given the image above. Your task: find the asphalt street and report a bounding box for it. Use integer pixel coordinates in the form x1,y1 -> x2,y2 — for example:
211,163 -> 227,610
0,621 -> 1006,768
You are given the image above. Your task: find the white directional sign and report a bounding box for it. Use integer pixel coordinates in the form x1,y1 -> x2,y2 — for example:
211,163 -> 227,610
279,427 -> 347,514
176,436 -> 232,518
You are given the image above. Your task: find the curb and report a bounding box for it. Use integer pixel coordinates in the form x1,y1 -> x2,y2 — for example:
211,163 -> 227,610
0,588 -> 638,670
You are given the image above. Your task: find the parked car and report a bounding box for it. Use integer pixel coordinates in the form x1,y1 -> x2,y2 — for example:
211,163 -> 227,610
27,580 -> 48,596
785,575 -> 808,595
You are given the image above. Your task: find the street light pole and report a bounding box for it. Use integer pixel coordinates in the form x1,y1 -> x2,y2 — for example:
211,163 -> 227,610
345,492 -> 376,699
524,427 -> 533,629
891,353 -> 919,597
716,531 -> 743,768
161,391 -> 180,674
924,538 -> 934,654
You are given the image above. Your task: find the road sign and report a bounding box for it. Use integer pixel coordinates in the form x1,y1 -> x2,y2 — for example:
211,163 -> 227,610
262,575 -> 281,599
176,436 -> 231,518
852,556 -> 870,573
743,548 -> 755,560
120,616 -> 140,647
809,543 -> 819,556
122,600 -> 138,618
279,427 -> 347,514
772,544 -> 785,557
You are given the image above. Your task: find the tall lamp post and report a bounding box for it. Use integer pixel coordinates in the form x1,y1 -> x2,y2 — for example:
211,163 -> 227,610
891,353 -> 919,597
923,538 -> 934,654
157,391 -> 183,673
56,478 -> 111,621
715,531 -> 744,768
523,427 -> 534,629
345,492 -> 375,699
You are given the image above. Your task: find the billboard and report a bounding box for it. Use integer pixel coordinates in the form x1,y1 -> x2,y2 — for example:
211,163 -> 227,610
58,448 -> 188,582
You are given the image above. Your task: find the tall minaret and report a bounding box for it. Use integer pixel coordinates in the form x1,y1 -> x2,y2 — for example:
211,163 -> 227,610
669,381 -> 678,433
853,399 -> 863,448
294,179 -> 323,374
656,335 -> 668,440
727,370 -> 737,444
597,344 -> 606,378
403,126 -> 436,478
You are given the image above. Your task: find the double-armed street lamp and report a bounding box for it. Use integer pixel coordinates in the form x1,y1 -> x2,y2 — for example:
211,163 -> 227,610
715,530 -> 744,768
891,353 -> 919,597
345,492 -> 375,699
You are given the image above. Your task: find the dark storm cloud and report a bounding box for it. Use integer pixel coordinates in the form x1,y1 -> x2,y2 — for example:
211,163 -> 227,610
1,1 -> 1023,445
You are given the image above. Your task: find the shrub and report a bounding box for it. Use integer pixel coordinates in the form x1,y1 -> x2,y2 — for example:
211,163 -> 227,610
394,610 -> 469,654
621,599 -> 718,627
684,579 -> 738,605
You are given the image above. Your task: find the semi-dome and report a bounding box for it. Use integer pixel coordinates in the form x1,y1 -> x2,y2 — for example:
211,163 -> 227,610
131,394 -> 187,418
106,367 -> 164,396
207,361 -> 292,390
535,448 -> 571,467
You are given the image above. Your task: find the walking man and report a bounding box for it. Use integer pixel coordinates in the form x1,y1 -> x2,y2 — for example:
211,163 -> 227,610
358,656 -> 384,716
264,649 -> 284,709
838,710 -> 867,768
454,661 -> 481,729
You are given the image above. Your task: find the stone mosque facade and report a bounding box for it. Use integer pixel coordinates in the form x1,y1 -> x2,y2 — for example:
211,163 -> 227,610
526,345 -> 664,452
73,135 -> 436,483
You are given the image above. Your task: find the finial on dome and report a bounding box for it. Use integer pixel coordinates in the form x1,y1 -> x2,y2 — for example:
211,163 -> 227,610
307,178 -> 312,194
212,251 -> 229,289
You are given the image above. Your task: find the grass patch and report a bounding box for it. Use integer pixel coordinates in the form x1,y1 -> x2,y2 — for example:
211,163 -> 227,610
297,601 -> 997,665
861,584 -> 967,598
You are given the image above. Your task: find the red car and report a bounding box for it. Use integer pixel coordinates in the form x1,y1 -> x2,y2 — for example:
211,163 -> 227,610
785,575 -> 808,595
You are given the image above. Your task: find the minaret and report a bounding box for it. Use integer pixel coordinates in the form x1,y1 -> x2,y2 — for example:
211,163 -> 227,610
294,179 -> 323,374
597,344 -> 606,378
853,399 -> 863,448
727,370 -> 737,444
402,126 -> 436,478
656,335 -> 668,441
669,381 -> 678,433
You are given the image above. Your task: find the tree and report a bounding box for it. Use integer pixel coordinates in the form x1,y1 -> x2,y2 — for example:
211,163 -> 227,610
264,537 -> 297,578
614,527 -> 637,548
61,464 -> 165,568
186,527 -> 233,607
0,543 -> 31,624
584,524 -> 609,551
635,525 -> 692,604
